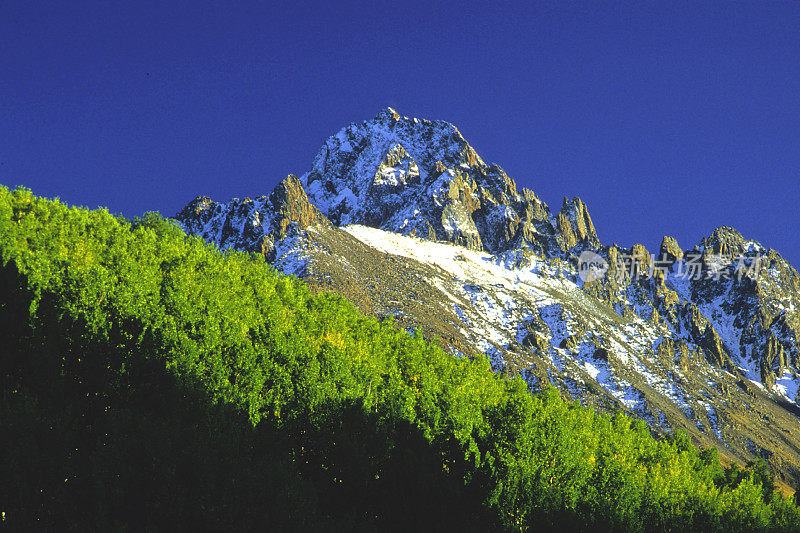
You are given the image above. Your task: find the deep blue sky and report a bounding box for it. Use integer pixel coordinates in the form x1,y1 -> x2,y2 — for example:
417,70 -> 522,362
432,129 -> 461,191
2,1 -> 799,264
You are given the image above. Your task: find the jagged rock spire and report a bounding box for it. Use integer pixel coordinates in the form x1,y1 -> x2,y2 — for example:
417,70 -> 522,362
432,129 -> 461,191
375,106 -> 401,122
267,174 -> 329,238
659,236 -> 683,264
556,197 -> 599,250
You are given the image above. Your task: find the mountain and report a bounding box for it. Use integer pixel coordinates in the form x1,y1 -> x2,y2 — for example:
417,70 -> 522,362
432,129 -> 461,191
175,108 -> 800,485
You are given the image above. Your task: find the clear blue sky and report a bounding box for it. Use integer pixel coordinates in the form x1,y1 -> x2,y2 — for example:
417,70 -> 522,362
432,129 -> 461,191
2,1 -> 799,264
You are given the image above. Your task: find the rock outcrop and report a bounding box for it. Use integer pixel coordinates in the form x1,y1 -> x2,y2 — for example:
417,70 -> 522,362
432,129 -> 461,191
175,174 -> 329,259
660,236 -> 684,265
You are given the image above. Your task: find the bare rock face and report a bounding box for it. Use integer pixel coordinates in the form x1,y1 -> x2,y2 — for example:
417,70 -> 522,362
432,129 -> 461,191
660,236 -> 684,265
656,338 -> 693,372
630,244 -> 653,279
703,226 -> 747,260
362,143 -> 420,227
175,174 -> 329,260
268,174 -> 328,239
175,108 -> 800,486
557,197 -> 599,251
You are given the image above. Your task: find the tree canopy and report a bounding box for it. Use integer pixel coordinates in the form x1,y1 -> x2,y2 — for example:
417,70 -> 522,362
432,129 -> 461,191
1,186 -> 798,532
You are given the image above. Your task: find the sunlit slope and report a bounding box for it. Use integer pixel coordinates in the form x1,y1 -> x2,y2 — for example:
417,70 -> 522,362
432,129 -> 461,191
2,186 -> 799,532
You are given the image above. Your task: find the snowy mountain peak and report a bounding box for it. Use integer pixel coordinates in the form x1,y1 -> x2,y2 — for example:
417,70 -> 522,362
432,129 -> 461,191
302,108 -> 485,212
297,108 -> 598,255
700,226 -> 752,257
177,109 -> 603,257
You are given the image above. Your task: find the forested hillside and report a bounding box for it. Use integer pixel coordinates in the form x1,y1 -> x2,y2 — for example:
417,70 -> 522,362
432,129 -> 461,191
1,186 -> 799,532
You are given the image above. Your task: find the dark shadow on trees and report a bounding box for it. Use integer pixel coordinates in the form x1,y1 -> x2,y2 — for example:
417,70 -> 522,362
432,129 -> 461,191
0,262 -> 496,531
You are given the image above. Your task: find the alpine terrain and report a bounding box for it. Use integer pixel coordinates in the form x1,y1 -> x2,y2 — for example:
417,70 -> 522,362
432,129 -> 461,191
176,108 -> 800,486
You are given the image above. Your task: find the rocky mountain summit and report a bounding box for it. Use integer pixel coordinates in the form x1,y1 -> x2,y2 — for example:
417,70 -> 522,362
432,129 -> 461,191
175,108 -> 800,485
300,107 -> 598,255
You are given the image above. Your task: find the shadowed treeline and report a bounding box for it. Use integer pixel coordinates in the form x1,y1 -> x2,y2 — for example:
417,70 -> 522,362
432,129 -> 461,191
0,264 -> 491,531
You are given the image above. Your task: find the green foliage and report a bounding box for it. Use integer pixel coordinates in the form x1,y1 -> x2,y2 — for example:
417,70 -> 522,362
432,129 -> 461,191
0,186 -> 799,531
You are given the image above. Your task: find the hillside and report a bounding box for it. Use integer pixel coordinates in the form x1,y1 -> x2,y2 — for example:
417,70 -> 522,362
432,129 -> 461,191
3,186 -> 800,531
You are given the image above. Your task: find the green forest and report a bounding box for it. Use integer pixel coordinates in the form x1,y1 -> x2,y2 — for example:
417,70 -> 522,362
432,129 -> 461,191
2,185 -> 800,532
